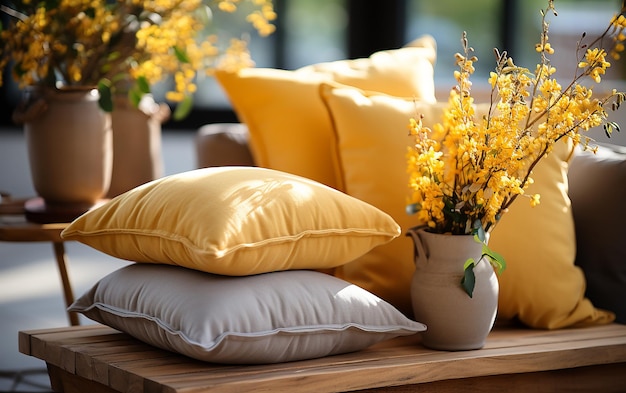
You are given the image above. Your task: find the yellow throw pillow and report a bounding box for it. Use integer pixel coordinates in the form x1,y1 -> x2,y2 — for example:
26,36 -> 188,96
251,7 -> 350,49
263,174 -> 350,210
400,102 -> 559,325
320,83 -> 613,327
215,36 -> 436,190
489,140 -> 615,329
319,84 -> 449,315
298,36 -> 436,97
61,166 -> 401,276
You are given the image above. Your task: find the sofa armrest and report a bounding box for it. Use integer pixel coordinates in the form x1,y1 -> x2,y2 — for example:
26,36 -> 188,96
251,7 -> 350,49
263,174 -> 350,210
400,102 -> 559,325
195,123 -> 255,168
568,143 -> 626,323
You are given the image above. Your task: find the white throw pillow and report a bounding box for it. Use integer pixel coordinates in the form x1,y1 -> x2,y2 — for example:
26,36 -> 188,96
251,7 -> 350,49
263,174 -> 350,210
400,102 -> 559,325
69,264 -> 425,364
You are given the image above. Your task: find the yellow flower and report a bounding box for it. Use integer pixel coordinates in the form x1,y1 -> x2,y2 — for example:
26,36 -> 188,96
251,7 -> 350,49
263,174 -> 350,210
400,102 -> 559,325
611,14 -> 626,29
530,194 -> 541,207
535,42 -> 555,54
0,0 -> 276,118
218,0 -> 239,13
406,1 -> 626,235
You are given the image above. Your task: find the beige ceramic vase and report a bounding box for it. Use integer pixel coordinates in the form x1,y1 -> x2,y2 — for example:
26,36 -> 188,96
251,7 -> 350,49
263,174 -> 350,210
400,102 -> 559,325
106,95 -> 170,198
15,86 -> 112,222
407,227 -> 499,351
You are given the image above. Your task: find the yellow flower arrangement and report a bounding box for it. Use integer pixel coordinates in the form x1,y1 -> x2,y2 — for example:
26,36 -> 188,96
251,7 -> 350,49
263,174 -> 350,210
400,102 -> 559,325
406,0 -> 626,296
0,0 -> 276,119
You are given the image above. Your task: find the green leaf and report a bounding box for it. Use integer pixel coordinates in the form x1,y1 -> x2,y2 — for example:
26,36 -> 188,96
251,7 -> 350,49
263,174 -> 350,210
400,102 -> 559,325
472,219 -> 487,242
128,88 -> 142,108
463,257 -> 475,271
483,244 -> 506,273
110,72 -> 127,85
106,51 -> 121,62
461,261 -> 476,298
99,63 -> 112,74
84,7 -> 96,18
97,80 -> 113,112
173,46 -> 191,64
136,76 -> 151,94
173,95 -> 193,121
470,219 -> 506,274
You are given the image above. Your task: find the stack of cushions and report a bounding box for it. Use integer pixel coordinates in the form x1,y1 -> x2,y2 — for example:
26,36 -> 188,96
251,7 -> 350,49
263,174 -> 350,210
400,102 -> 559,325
62,166 -> 426,363
569,143 -> 626,324
214,36 -> 437,314
214,38 -> 615,328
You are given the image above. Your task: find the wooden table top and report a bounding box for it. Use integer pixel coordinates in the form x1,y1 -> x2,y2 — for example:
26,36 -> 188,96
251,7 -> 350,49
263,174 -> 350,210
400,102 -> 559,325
0,215 -> 68,242
18,323 -> 626,393
0,195 -> 69,242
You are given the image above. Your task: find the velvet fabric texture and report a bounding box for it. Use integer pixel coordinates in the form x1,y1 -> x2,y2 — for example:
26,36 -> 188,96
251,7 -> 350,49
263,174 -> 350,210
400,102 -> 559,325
62,166 -> 400,276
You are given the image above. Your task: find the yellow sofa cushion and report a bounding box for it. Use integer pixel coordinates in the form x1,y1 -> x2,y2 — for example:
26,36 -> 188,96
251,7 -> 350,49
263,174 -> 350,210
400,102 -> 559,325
319,84 -> 448,315
61,166 -> 401,276
320,83 -> 614,327
215,36 -> 436,190
489,141 -> 615,329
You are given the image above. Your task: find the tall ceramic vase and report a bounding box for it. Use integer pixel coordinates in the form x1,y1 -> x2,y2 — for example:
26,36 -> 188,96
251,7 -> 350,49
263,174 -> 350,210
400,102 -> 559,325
106,96 -> 170,198
14,86 -> 112,223
407,227 -> 499,351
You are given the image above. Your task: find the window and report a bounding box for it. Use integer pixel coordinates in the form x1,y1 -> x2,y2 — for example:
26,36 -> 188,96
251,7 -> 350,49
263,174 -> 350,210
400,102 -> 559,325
405,0 -> 623,99
182,0 -> 348,112
406,0 -> 501,85
1,0 -> 623,128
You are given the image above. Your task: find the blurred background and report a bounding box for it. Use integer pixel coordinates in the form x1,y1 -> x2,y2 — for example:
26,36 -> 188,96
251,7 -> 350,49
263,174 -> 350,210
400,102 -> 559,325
1,0 -> 624,129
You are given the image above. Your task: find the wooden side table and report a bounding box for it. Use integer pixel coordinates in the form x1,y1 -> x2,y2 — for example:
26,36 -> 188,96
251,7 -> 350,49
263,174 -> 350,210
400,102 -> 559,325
0,196 -> 79,326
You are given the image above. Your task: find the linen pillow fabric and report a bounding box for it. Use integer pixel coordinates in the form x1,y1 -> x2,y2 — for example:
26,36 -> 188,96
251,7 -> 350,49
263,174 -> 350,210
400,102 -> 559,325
61,166 -> 400,276
215,35 -> 437,189
297,36 -> 436,97
320,83 -> 613,328
319,83 -> 449,315
489,140 -> 614,329
568,143 -> 626,324
69,264 -> 426,364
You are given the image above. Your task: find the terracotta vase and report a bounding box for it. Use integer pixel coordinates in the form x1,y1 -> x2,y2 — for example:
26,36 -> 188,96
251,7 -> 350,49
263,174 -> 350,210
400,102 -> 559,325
106,96 -> 170,198
407,227 -> 499,351
14,86 -> 112,223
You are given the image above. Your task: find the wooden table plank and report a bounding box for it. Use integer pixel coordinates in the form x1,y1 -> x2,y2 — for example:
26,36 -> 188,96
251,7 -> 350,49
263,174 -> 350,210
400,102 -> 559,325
19,323 -> 626,393
0,216 -> 67,242
145,340 -> 626,393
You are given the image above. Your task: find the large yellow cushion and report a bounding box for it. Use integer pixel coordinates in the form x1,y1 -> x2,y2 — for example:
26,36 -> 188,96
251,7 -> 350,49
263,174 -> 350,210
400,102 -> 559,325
61,166 -> 401,276
320,83 -> 613,327
489,141 -> 615,329
215,36 -> 436,190
319,84 -> 448,315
